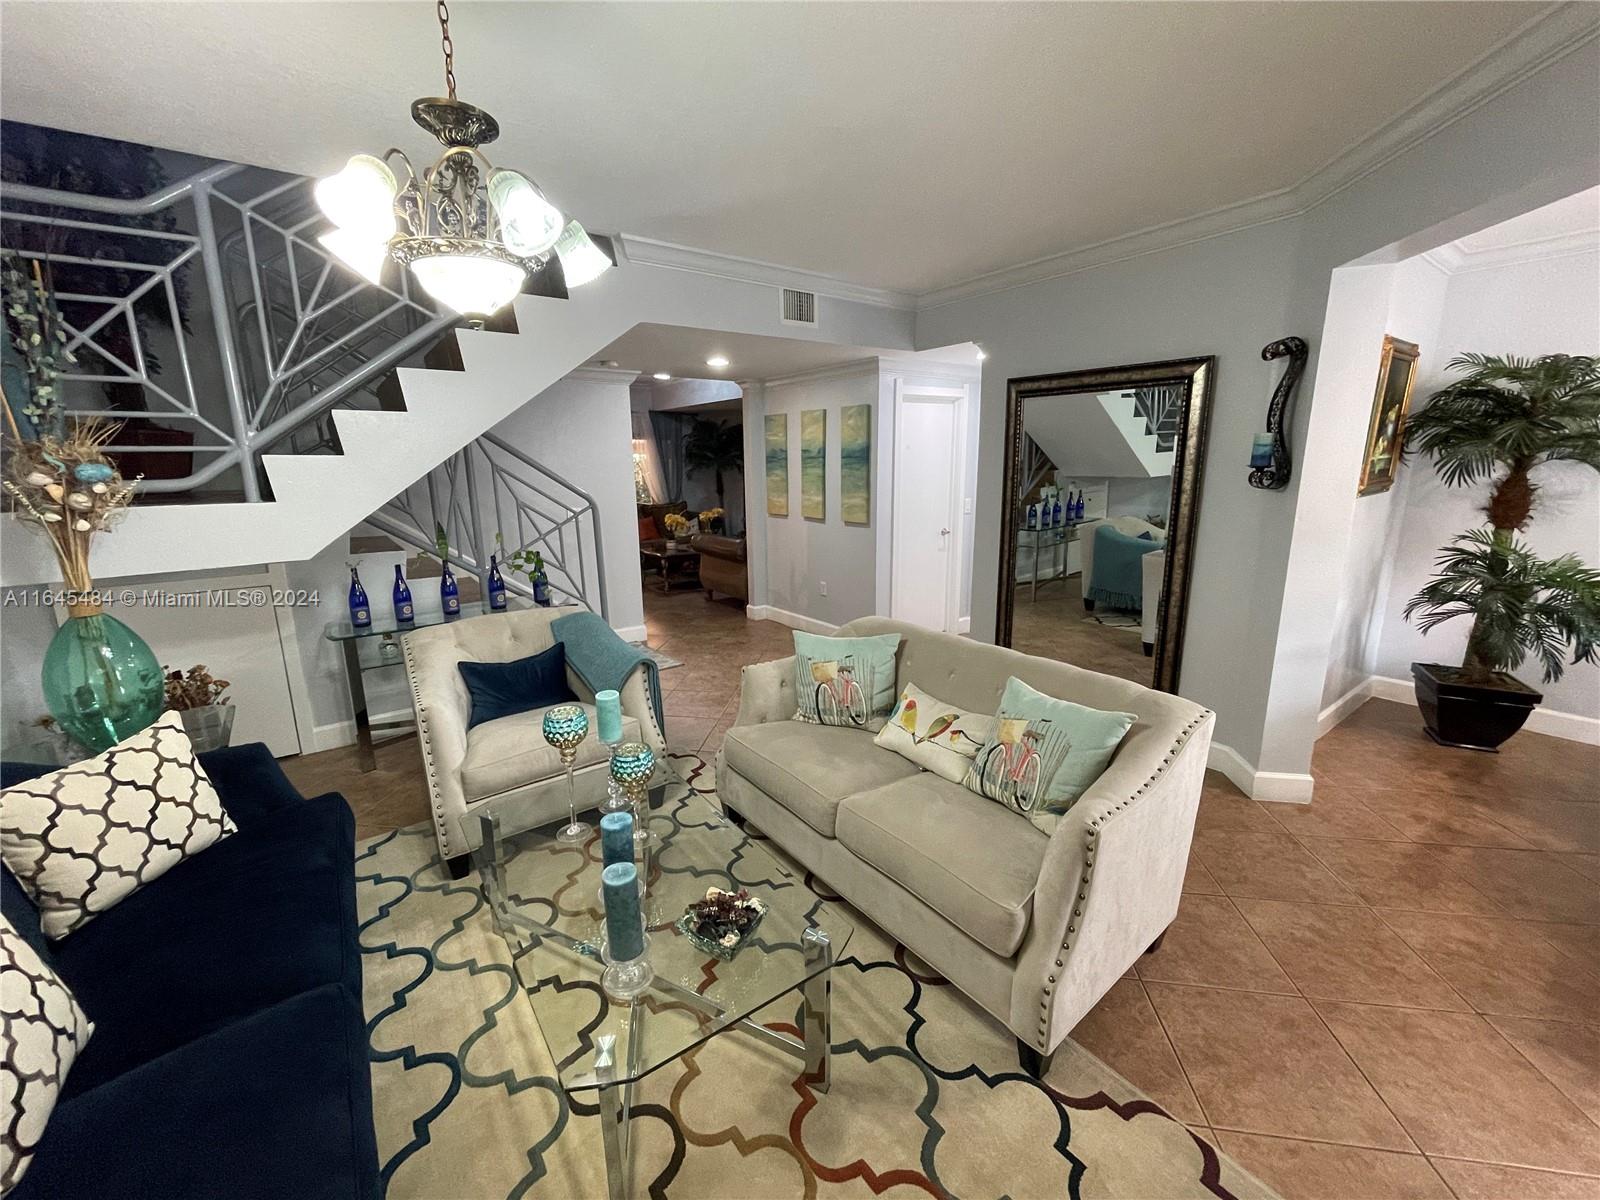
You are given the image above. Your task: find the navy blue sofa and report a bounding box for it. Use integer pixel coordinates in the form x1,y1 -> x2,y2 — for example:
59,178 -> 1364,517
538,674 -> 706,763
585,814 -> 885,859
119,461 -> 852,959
1,744 -> 379,1200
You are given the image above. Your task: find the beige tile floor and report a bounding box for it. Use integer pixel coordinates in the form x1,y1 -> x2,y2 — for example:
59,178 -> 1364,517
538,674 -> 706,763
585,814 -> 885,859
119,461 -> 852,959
283,589 -> 1600,1200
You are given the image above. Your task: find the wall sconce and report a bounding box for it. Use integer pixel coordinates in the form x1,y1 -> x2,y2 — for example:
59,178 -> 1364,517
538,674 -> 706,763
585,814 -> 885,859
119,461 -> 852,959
1249,336 -> 1308,490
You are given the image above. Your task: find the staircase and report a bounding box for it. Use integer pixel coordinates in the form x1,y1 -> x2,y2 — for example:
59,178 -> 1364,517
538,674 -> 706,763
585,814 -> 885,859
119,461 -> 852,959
1024,389 -> 1176,481
2,158 -> 663,590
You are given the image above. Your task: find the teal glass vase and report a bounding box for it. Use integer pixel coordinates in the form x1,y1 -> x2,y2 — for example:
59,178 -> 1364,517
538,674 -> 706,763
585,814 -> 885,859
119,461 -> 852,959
41,610 -> 165,753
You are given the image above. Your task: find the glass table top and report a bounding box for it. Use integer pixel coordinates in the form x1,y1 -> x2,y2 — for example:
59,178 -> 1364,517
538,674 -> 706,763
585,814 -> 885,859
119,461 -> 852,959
473,775 -> 853,1093
323,601 -> 501,642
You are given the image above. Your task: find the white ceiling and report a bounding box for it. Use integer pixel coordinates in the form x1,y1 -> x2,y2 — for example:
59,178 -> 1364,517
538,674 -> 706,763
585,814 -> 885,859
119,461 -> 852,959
597,323 -> 977,384
0,2 -> 1551,295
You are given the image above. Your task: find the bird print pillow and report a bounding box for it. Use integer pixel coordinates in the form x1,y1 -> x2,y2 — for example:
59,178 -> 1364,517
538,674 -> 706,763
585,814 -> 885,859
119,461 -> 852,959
874,683 -> 997,783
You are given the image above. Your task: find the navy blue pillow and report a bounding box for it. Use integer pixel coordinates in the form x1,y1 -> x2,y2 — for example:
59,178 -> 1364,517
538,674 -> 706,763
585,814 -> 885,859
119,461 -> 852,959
458,644 -> 578,730
1137,530 -> 1155,540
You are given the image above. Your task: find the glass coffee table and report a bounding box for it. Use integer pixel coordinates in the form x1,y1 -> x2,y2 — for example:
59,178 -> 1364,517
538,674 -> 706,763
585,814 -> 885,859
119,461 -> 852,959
473,774 -> 852,1200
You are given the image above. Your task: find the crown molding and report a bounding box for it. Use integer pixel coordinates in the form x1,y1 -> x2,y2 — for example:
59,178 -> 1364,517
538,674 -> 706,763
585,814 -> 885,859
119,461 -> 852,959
915,2 -> 1598,310
618,234 -> 917,311
761,357 -> 881,389
1423,227 -> 1598,275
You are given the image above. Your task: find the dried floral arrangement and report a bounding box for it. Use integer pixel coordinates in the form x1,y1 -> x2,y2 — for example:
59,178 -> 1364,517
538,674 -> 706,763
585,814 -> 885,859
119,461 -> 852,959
662,511 -> 691,538
697,507 -> 725,526
162,664 -> 231,711
3,252 -> 77,434
2,407 -> 138,606
676,886 -> 768,960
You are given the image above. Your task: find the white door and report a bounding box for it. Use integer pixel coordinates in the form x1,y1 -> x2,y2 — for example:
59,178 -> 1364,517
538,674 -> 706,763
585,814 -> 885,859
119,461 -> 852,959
892,391 -> 962,631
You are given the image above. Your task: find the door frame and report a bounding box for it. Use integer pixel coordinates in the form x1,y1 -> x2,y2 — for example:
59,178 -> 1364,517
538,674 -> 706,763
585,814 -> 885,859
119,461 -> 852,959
889,379 -> 970,632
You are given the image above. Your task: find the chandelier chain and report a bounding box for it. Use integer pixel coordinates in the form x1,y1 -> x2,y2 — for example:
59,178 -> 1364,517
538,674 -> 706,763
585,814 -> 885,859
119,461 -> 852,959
437,0 -> 457,100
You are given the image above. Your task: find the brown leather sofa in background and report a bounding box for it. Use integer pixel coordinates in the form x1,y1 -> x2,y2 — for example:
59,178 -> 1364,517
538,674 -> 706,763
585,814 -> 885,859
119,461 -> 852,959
692,533 -> 748,602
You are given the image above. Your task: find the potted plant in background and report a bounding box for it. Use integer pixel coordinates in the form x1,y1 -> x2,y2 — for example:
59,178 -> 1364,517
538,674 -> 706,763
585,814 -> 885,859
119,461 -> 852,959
684,417 -> 743,524
661,511 -> 690,549
162,664 -> 235,752
698,506 -> 727,535
1402,353 -> 1599,750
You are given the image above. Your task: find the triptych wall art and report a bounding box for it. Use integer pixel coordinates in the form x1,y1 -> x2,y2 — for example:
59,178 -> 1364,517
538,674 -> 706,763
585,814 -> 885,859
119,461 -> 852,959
765,404 -> 872,525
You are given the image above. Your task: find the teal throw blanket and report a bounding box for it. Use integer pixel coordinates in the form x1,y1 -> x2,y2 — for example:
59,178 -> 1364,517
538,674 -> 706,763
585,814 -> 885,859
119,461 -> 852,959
551,611 -> 665,734
1086,525 -> 1161,612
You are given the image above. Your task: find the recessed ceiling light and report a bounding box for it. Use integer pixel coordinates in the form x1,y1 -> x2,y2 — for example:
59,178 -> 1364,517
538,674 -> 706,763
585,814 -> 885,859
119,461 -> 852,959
653,372 -> 672,381
706,354 -> 730,369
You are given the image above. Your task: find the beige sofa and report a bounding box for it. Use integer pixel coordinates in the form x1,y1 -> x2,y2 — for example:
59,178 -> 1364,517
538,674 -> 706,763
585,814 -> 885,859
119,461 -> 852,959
403,606 -> 668,877
715,616 -> 1213,1073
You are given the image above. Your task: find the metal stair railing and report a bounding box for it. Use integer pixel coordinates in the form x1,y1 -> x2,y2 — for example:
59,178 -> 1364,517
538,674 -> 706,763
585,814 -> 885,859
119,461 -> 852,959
368,433 -> 609,621
1,161 -> 455,498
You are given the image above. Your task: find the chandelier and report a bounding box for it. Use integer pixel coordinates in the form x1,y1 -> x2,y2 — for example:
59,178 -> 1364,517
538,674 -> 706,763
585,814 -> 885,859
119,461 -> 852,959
314,1 -> 612,322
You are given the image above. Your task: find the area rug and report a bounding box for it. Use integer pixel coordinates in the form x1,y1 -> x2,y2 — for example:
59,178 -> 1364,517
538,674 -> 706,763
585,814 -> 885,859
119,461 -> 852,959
636,643 -> 684,671
1081,613 -> 1141,631
356,755 -> 1275,1200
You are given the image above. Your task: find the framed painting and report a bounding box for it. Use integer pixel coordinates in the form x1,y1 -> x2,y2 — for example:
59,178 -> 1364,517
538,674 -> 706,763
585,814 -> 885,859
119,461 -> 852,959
840,403 -> 871,525
765,413 -> 789,517
800,408 -> 826,520
1358,335 -> 1420,496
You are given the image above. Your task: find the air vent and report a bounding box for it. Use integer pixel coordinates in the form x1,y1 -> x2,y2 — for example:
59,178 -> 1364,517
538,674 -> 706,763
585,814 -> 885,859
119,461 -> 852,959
781,287 -> 817,326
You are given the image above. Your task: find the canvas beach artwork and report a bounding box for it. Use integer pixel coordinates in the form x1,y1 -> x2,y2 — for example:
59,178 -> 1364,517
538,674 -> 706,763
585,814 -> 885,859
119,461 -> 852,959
800,408 -> 826,521
765,413 -> 789,517
840,403 -> 871,525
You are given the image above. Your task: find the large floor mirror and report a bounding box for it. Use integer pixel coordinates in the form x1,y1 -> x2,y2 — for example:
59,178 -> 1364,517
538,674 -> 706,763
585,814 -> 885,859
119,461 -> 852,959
997,357 -> 1214,693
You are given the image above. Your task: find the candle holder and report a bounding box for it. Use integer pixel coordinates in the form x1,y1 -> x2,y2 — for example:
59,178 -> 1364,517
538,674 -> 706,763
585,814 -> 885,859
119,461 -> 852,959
595,689 -> 630,816
542,704 -> 592,844
610,741 -> 656,849
601,934 -> 654,1003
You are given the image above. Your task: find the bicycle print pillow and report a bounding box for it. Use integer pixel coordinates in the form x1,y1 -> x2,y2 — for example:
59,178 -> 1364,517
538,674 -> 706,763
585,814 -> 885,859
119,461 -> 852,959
791,631 -> 902,731
963,676 -> 1137,834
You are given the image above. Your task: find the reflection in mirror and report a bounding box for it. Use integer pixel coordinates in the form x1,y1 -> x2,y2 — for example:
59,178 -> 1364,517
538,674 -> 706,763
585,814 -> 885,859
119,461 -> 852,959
998,359 -> 1213,693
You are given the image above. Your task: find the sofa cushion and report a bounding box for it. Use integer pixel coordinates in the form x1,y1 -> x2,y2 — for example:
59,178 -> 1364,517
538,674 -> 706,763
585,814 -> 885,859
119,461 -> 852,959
461,704 -> 642,802
53,795 -> 358,1095
1,712 -> 237,940
458,643 -> 578,730
836,774 -> 1048,957
13,983 -> 379,1200
722,722 -> 920,838
1,914 -> 94,1196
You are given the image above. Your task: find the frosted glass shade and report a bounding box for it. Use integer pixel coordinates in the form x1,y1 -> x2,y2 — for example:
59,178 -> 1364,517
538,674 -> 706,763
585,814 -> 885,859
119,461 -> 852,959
488,168 -> 563,257
407,253 -> 526,317
554,220 -> 612,287
318,229 -> 389,285
314,155 -> 398,241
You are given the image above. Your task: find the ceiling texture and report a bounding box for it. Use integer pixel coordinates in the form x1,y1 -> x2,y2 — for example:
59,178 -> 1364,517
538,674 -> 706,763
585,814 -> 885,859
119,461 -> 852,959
0,2 -> 1575,299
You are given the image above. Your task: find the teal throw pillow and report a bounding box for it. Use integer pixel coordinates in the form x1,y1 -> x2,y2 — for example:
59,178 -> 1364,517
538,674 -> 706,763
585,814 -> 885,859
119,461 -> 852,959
792,631 -> 901,731
963,676 -> 1137,833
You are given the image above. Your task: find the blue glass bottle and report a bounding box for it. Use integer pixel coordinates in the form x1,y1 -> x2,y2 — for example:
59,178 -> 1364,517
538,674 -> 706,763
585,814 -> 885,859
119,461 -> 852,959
1052,495 -> 1063,527
440,559 -> 461,617
532,552 -> 552,607
392,564 -> 414,624
1074,490 -> 1085,520
487,554 -> 507,611
348,567 -> 371,629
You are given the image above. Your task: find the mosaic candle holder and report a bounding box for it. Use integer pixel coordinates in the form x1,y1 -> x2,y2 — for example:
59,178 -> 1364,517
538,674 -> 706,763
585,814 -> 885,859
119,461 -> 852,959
610,741 -> 656,848
542,703 -> 592,844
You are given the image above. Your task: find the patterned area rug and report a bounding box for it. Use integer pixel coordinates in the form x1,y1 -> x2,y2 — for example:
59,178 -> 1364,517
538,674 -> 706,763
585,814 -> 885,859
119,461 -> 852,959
1081,613 -> 1141,631
356,755 -> 1275,1199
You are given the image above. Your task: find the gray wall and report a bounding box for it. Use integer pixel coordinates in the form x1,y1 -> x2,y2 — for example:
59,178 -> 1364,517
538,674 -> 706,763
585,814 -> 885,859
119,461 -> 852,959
916,41 -> 1600,772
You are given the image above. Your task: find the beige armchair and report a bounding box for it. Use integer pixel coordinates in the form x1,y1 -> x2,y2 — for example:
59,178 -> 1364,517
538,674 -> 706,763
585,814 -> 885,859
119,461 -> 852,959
402,605 -> 668,877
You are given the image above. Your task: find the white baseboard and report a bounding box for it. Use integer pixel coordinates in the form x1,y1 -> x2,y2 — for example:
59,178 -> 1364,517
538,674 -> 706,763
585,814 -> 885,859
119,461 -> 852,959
745,604 -> 839,635
1319,674 -> 1600,747
310,706 -> 414,753
1208,741 -> 1314,804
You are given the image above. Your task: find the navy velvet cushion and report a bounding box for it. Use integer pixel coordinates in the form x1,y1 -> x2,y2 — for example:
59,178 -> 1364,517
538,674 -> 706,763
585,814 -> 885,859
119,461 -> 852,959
1137,530 -> 1155,540
14,984 -> 380,1200
458,643 -> 577,729
55,794 -> 359,1096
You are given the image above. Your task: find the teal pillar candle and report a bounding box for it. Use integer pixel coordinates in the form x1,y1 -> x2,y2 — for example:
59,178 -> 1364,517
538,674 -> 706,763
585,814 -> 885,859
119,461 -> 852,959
602,863 -> 644,960
599,810 -> 634,868
1249,433 -> 1274,469
595,689 -> 624,744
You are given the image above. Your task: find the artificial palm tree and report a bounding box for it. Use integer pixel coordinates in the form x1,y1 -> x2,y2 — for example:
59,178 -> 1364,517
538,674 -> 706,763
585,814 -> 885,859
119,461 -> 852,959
683,417 -> 744,513
1402,353 -> 1600,686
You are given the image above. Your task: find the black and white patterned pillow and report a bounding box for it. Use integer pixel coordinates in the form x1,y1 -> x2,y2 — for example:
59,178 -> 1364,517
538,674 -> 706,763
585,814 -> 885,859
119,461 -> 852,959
0,711 -> 236,940
1,914 -> 93,1193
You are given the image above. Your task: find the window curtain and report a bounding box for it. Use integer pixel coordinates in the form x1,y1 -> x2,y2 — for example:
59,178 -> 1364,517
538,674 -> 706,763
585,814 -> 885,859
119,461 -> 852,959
631,410 -> 668,503
650,411 -> 687,501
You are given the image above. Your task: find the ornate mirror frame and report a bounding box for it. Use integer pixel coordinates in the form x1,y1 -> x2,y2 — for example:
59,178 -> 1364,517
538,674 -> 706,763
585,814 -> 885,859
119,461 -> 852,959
996,355 -> 1215,694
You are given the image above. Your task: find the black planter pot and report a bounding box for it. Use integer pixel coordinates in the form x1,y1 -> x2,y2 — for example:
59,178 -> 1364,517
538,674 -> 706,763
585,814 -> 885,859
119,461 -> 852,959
1411,663 -> 1541,752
